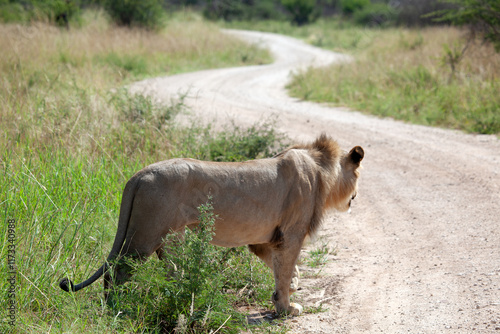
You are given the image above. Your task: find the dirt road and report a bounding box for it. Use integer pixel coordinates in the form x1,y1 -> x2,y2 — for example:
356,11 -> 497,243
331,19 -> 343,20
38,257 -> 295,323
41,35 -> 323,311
131,30 -> 500,333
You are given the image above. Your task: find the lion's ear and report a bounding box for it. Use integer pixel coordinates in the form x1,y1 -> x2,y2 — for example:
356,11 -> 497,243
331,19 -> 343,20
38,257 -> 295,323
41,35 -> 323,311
348,146 -> 364,165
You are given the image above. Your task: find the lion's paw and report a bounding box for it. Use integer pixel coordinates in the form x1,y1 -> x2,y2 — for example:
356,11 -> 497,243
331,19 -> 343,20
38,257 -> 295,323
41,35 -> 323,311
288,302 -> 303,316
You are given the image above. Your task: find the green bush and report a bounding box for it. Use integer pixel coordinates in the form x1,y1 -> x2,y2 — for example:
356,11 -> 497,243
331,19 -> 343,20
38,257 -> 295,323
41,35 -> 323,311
104,0 -> 165,29
252,0 -> 287,20
352,3 -> 398,27
0,0 -> 79,26
340,0 -> 370,15
0,2 -> 28,22
203,0 -> 244,21
201,121 -> 287,162
203,0 -> 285,22
39,0 -> 80,27
281,0 -> 318,26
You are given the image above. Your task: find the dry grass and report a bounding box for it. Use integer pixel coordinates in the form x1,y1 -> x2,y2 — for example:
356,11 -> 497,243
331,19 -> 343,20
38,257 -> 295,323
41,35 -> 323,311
0,10 -> 271,156
367,27 -> 500,81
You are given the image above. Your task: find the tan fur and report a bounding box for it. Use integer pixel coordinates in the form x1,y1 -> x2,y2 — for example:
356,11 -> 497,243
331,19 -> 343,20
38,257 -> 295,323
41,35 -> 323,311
59,134 -> 364,316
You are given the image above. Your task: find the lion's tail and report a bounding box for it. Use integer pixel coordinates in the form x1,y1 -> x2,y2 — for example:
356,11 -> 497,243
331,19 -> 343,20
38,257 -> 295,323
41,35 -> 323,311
59,175 -> 140,293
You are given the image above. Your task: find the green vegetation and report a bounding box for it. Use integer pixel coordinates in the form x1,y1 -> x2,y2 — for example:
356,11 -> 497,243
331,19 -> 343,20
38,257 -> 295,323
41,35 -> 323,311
281,0 -> 318,26
0,11 -> 287,333
0,0 -> 79,26
0,0 -> 459,28
352,2 -> 399,27
103,0 -> 165,29
305,241 -> 334,268
2,1 -> 500,332
339,0 -> 370,15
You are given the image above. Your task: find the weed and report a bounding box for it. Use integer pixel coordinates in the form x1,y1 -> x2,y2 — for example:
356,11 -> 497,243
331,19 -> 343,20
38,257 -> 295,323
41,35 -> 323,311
439,40 -> 470,82
306,241 -> 336,268
304,304 -> 329,314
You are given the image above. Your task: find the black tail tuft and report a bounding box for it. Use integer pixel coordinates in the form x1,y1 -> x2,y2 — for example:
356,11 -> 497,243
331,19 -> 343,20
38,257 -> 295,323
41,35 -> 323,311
59,277 -> 75,292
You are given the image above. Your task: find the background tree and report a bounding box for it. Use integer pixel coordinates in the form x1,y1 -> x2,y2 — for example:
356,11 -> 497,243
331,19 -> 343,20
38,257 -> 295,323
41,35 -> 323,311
431,0 -> 500,51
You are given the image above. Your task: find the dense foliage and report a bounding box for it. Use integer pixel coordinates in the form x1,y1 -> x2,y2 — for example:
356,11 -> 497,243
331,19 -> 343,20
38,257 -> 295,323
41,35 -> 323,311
103,0 -> 164,29
4,0 -> 498,29
281,0 -> 318,25
339,0 -> 369,15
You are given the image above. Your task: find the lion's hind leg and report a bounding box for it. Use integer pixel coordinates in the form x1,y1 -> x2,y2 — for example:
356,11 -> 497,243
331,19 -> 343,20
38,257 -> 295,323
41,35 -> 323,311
104,247 -> 155,304
104,256 -> 136,305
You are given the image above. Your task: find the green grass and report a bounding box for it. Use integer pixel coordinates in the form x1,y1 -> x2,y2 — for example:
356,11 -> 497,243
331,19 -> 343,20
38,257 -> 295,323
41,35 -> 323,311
305,242 -> 335,268
0,10 -> 288,333
225,19 -> 500,135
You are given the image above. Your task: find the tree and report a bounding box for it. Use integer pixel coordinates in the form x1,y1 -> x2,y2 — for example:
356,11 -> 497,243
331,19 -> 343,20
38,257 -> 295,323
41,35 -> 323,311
431,0 -> 500,51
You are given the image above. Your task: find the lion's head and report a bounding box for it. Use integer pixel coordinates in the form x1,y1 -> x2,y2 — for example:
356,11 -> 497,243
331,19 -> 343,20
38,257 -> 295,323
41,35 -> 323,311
328,145 -> 364,212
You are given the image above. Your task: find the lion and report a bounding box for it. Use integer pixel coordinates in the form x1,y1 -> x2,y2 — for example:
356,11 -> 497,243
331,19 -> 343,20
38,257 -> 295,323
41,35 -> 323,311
59,134 -> 364,316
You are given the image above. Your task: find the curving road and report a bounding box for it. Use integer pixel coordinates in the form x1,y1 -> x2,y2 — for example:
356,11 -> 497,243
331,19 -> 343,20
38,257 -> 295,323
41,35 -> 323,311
131,30 -> 500,333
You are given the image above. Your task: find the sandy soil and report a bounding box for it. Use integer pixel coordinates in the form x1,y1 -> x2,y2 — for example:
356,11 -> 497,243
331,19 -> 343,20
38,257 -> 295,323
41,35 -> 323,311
131,30 -> 500,333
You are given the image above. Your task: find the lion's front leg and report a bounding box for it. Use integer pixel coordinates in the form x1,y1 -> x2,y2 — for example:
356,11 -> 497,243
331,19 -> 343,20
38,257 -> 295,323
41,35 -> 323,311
270,239 -> 304,316
249,244 -> 300,294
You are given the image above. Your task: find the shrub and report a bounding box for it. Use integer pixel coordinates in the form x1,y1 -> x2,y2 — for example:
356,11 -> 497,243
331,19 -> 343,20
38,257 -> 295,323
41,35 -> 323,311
201,121 -> 287,162
281,0 -> 318,26
203,0 -> 245,21
104,0 -> 165,29
203,0 -> 285,22
0,0 -> 80,26
252,0 -> 287,20
395,0 -> 454,26
0,1 -> 28,22
340,0 -> 370,15
352,3 -> 398,27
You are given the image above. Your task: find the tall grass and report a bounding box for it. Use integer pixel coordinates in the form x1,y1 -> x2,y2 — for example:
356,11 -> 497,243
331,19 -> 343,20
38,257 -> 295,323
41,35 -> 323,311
0,10 -> 285,333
